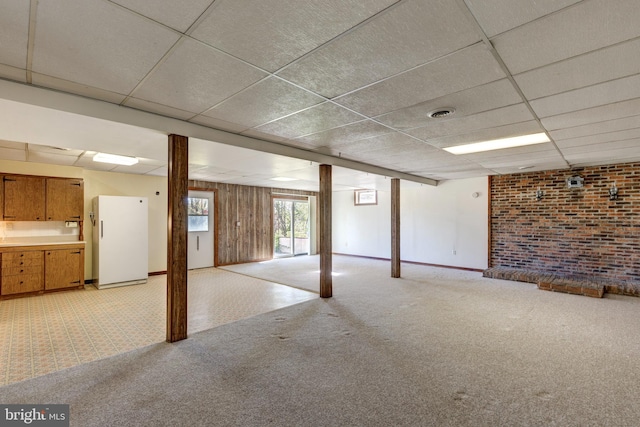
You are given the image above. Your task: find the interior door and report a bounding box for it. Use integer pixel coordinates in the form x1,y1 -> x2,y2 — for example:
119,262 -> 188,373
187,190 -> 214,270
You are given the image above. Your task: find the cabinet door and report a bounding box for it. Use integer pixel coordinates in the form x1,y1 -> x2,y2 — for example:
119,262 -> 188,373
45,249 -> 84,290
3,176 -> 46,221
46,178 -> 84,221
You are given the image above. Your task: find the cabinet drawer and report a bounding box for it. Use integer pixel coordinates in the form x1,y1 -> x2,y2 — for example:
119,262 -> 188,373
2,266 -> 43,276
2,257 -> 43,268
2,251 -> 43,261
1,274 -> 43,295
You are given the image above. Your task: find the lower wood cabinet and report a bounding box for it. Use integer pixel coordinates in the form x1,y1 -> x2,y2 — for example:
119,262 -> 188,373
1,251 -> 44,295
0,244 -> 85,298
45,248 -> 84,290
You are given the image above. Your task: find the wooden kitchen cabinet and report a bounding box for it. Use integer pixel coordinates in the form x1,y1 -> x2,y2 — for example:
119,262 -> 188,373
44,248 -> 84,290
3,175 -> 46,221
0,251 -> 44,295
46,178 -> 84,221
0,243 -> 85,298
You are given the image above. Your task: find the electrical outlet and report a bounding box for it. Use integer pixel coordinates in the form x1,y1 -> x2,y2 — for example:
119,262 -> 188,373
452,249 -> 456,255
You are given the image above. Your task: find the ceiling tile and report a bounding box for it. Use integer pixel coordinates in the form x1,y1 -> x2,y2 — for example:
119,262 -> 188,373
555,127 -> 640,148
295,120 -> 392,148
463,143 -> 560,164
110,162 -> 165,174
133,38 -> 267,114
562,141 -> 640,164
464,0 -> 581,37
334,43 -> 505,117
277,0 -> 480,98
0,0 -> 29,68
31,73 -> 127,105
321,132 -> 420,160
191,0 -> 396,72
540,98 -> 640,131
110,0 -> 213,32
375,79 -> 523,130
32,0 -> 180,94
203,77 -> 325,128
432,170 -> 491,180
558,139 -> 640,152
515,37 -> 640,100
254,102 -> 363,139
405,103 -> 533,141
492,0 -> 640,74
492,162 -> 569,175
424,120 -> 544,149
28,144 -> 84,156
146,166 -> 168,176
530,74 -> 640,118
74,152 -> 118,171
124,97 -> 196,120
549,115 -> 640,141
29,151 -> 82,166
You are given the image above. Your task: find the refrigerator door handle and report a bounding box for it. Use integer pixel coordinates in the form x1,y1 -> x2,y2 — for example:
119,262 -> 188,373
197,235 -> 200,251
101,220 -> 104,238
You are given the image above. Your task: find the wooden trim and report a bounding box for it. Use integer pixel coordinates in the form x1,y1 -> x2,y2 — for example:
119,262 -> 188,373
391,178 -> 400,278
319,165 -> 332,298
487,175 -> 492,269
188,187 -> 219,267
272,194 -> 309,201
167,134 -> 189,343
333,253 -> 484,273
216,257 -> 273,267
149,270 -> 168,276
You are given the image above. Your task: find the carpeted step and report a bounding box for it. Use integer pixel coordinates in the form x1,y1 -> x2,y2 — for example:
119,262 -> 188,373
537,277 -> 605,298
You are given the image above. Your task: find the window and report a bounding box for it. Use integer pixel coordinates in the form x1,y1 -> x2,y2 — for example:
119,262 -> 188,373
187,197 -> 209,232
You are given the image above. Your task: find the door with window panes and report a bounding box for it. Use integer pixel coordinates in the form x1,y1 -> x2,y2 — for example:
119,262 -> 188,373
273,198 -> 309,258
187,191 -> 214,269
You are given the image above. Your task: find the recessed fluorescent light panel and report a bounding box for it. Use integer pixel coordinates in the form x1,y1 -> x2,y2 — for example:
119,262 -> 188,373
93,152 -> 139,166
443,133 -> 550,155
271,177 -> 297,182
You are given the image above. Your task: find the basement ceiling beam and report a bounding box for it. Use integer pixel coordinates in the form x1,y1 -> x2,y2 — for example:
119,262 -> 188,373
0,79 -> 438,187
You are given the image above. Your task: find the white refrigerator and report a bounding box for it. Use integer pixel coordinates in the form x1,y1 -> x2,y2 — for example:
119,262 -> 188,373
92,195 -> 148,289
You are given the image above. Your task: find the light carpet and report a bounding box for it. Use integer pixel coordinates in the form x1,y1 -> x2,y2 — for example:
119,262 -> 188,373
1,255 -> 639,426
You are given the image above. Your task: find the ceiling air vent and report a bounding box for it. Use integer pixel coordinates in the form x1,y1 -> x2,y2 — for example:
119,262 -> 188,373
428,108 -> 455,119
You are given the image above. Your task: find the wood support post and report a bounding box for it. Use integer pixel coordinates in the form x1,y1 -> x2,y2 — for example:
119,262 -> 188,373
319,164 -> 332,298
167,134 -> 188,342
391,178 -> 400,278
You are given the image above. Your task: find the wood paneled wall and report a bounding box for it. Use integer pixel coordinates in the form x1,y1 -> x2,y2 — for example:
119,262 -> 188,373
189,180 -> 318,266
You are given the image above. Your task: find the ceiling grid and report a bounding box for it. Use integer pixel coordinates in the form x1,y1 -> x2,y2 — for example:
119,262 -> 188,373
0,0 -> 638,190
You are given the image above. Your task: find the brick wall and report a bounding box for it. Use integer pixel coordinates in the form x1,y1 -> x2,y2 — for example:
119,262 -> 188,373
490,162 -> 640,283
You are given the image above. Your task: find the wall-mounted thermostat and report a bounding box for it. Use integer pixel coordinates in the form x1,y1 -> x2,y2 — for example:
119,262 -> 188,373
566,176 -> 584,188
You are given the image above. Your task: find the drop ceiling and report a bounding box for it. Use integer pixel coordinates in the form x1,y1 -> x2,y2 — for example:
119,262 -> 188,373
0,0 -> 639,191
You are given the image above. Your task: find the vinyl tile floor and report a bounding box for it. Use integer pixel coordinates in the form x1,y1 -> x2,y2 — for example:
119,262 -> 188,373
0,267 -> 317,386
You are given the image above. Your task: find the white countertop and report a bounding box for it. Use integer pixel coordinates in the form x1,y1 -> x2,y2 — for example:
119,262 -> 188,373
0,236 -> 85,247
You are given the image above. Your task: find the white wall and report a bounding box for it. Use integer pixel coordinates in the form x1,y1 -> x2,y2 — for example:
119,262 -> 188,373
333,189 -> 391,258
0,159 -> 168,279
332,177 -> 488,270
83,169 -> 167,277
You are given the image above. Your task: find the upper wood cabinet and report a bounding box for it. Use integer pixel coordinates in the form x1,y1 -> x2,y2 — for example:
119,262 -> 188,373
3,175 -> 46,221
46,178 -> 84,221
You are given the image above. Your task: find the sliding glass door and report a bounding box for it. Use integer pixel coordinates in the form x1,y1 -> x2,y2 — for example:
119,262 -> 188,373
273,198 -> 310,258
